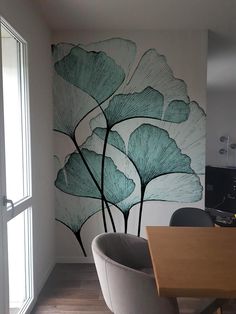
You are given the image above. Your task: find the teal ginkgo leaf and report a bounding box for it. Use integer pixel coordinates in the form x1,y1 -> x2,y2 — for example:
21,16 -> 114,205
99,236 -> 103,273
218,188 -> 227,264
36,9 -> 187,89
163,100 -> 190,123
53,72 -> 99,136
55,151 -> 100,199
170,101 -> 206,174
80,38 -> 137,111
90,88 -> 189,142
150,101 -> 206,174
80,38 -> 137,79
104,87 -> 163,127
56,189 -> 102,232
55,149 -> 135,204
55,188 -> 102,256
128,124 -> 193,187
103,86 -> 189,128
54,46 -> 125,104
81,124 -> 201,212
81,130 -> 140,203
144,173 -> 203,202
127,123 -> 198,236
94,127 -> 126,153
124,49 -> 189,108
116,173 -> 202,215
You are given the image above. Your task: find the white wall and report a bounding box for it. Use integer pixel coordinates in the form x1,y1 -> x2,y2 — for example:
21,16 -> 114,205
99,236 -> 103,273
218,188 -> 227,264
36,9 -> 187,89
207,32 -> 236,168
53,30 -> 208,262
0,0 -> 55,306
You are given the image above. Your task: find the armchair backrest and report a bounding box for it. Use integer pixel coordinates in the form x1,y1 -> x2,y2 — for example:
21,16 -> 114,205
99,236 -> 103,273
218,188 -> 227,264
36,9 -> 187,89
92,233 -> 179,314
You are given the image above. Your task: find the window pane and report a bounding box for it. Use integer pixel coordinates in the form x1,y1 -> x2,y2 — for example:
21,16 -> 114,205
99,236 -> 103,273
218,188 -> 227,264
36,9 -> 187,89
7,208 -> 33,314
1,24 -> 30,204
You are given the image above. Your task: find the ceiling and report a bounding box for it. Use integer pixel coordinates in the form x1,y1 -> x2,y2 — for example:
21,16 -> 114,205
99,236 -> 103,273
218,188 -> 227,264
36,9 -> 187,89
35,0 -> 236,36
35,0 -> 236,92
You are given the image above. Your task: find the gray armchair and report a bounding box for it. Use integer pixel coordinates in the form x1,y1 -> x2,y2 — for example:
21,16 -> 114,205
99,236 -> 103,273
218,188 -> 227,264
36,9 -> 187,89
92,232 -> 179,314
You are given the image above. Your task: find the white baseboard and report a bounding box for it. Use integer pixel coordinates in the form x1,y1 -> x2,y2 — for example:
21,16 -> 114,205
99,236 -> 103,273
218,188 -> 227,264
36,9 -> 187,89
56,256 -> 94,263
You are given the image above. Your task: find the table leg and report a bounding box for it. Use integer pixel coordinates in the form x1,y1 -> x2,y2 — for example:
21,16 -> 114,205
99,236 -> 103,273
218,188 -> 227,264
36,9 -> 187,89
200,299 -> 226,314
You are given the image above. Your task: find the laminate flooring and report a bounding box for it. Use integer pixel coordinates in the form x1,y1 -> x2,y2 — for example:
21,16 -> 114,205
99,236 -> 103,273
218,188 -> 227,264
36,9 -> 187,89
32,263 -> 236,314
32,264 -> 110,314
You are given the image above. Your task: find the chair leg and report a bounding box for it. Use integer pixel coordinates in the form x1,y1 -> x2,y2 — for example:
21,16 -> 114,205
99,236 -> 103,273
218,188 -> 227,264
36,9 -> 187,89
214,307 -> 222,314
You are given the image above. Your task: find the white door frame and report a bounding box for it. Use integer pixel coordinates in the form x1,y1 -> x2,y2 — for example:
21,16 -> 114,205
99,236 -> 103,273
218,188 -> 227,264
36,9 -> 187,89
0,21 -> 8,314
0,17 -> 34,314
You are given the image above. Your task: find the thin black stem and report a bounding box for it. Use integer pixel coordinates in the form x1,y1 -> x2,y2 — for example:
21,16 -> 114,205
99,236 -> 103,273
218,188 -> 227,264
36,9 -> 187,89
56,219 -> 87,256
100,199 -> 107,233
71,135 -> 107,232
74,230 -> 87,257
123,212 -> 129,233
137,185 -> 146,237
101,128 -> 116,232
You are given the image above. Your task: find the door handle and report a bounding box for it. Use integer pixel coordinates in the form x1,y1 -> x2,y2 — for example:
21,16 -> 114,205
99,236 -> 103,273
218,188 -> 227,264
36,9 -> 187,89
3,196 -> 15,216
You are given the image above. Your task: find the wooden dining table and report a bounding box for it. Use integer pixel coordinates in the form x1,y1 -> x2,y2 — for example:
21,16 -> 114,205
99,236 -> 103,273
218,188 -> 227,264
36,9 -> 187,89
146,226 -> 236,314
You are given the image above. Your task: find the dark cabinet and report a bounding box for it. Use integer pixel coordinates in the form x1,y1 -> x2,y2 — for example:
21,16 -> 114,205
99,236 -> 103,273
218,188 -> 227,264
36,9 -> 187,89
205,166 -> 236,226
205,166 -> 236,213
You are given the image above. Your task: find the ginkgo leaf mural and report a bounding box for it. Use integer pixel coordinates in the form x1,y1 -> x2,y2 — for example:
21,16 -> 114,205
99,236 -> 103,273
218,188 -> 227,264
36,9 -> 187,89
53,43 -> 128,231
55,147 -> 135,235
94,100 -> 206,175
81,130 -> 141,232
81,127 -> 202,233
92,86 -> 190,230
53,37 -> 206,255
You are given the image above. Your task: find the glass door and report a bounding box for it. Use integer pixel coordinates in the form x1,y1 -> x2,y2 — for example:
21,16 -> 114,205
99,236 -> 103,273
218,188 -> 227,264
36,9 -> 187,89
0,18 -> 33,314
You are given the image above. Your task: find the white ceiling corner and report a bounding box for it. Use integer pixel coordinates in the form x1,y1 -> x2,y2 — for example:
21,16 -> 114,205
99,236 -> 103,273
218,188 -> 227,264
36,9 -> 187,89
35,0 -> 236,38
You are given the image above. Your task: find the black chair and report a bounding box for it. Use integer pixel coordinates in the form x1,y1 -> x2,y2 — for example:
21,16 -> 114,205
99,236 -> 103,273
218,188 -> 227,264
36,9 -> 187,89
170,207 -> 214,227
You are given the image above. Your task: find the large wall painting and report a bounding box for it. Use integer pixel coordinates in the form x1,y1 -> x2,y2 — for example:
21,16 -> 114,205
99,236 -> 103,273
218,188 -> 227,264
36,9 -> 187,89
53,38 -> 206,256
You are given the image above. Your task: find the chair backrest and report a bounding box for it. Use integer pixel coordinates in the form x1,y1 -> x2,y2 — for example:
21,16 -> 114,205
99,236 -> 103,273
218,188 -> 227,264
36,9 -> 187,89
170,207 -> 214,227
92,233 -> 179,314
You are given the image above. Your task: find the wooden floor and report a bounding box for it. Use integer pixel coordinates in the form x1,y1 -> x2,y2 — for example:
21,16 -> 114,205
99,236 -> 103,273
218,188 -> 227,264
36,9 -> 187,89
32,264 -> 110,314
32,263 -> 236,314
